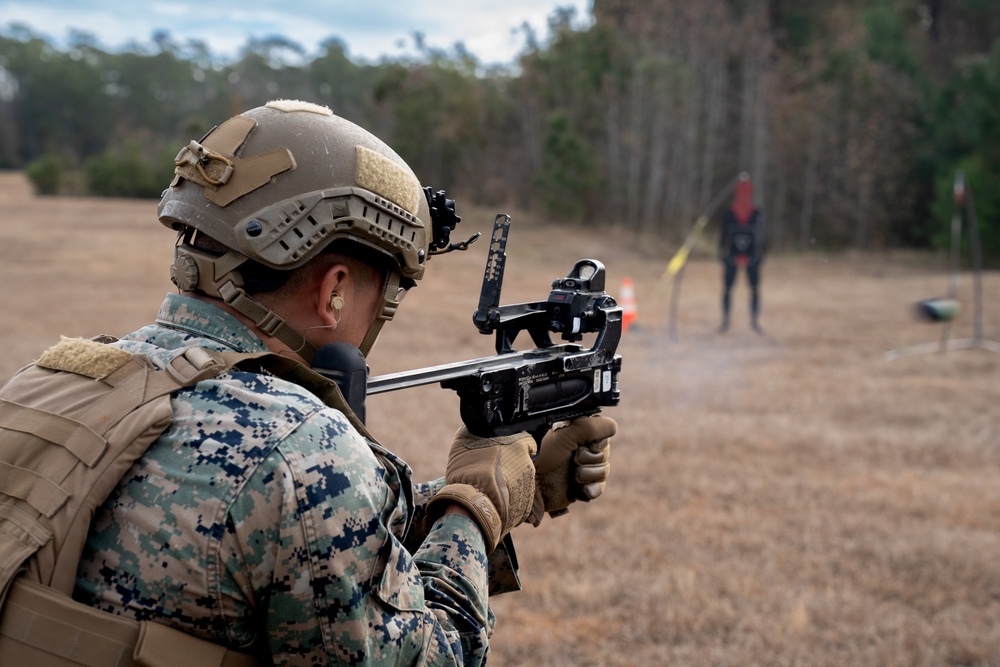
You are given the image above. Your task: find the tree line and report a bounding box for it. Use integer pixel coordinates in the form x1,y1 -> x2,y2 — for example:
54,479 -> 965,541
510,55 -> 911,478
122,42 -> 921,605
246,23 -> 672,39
1,0 -> 999,257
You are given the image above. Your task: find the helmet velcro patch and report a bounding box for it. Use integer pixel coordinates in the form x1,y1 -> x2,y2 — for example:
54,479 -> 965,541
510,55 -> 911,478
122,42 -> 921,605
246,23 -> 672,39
355,146 -> 422,218
265,99 -> 333,116
172,115 -> 296,208
36,337 -> 133,380
205,148 -> 296,207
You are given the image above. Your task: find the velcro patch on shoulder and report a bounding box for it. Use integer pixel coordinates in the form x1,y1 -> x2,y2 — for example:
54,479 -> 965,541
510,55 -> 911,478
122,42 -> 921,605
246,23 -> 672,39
36,337 -> 133,380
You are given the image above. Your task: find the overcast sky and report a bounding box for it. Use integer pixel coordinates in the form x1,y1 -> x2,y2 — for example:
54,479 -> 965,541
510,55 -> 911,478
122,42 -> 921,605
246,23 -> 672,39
0,0 -> 594,66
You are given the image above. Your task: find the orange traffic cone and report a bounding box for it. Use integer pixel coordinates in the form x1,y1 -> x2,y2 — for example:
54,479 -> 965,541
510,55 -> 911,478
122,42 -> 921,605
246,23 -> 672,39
620,277 -> 638,333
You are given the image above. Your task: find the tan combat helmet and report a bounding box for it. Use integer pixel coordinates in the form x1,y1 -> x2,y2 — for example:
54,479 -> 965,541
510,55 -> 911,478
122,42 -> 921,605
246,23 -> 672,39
158,99 -> 431,360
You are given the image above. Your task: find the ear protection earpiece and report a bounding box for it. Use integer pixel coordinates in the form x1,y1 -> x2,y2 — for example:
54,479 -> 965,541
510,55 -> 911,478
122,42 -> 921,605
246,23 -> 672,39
329,293 -> 345,311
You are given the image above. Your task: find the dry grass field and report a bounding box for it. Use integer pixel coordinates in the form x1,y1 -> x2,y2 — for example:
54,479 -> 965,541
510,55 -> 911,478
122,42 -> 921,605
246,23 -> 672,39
1,171 -> 998,665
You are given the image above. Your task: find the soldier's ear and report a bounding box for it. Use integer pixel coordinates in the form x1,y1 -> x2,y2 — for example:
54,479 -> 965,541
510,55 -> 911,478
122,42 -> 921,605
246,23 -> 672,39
315,264 -> 350,326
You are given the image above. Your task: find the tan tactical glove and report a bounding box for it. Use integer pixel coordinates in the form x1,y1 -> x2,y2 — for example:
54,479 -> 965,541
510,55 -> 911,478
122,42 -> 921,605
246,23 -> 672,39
529,415 -> 617,526
426,427 -> 537,553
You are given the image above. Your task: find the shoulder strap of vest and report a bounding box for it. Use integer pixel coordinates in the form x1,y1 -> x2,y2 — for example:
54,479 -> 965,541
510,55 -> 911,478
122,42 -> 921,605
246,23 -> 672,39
0,338 -> 273,599
0,340 -> 362,667
0,339 -> 363,602
0,338 -> 273,666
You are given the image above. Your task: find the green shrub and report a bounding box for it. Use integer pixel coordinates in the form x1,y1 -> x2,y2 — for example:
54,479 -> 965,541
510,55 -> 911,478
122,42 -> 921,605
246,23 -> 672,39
84,141 -> 172,198
24,154 -> 62,195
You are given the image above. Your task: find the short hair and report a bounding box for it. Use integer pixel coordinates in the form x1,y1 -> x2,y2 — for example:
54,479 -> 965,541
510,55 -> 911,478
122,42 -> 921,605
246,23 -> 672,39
190,233 -> 388,297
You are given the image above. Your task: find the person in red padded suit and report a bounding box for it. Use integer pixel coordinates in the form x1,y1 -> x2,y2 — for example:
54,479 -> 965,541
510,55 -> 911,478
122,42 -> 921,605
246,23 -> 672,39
718,174 -> 766,333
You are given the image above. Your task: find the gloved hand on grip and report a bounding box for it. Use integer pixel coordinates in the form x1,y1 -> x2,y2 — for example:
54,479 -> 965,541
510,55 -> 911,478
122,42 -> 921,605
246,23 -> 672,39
426,426 -> 537,553
529,415 -> 617,526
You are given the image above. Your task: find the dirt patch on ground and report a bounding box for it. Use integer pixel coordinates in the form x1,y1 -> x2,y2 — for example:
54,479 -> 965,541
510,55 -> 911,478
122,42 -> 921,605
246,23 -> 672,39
2,172 -> 998,665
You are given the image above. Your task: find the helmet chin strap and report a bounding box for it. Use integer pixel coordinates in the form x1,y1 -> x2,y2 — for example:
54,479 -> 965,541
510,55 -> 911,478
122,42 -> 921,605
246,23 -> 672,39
358,271 -> 403,357
233,269 -> 404,362
175,241 -> 404,363
173,242 -> 319,363
218,281 -> 319,363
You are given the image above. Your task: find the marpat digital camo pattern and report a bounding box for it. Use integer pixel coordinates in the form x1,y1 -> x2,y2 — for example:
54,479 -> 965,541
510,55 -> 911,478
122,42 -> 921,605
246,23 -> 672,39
73,293 -> 496,666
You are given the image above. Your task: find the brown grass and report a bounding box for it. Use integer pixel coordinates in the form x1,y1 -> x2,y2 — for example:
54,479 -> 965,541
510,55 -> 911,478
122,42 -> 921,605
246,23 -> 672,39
2,172 -> 999,666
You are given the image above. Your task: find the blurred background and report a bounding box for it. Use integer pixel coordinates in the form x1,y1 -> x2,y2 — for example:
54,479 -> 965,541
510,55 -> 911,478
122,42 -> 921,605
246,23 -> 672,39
2,3 -> 1000,665
1,0 -> 999,259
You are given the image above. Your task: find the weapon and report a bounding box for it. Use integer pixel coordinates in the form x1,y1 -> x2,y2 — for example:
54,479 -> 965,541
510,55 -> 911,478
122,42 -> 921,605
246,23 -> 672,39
314,213 -> 623,442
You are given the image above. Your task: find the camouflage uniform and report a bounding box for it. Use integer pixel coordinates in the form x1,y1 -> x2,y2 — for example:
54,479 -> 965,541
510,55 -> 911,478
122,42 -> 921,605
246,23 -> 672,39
73,293 -> 498,666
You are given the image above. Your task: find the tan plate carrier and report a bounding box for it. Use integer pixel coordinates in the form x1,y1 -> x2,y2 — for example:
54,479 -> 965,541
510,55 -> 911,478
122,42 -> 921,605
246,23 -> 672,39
0,336 -> 363,666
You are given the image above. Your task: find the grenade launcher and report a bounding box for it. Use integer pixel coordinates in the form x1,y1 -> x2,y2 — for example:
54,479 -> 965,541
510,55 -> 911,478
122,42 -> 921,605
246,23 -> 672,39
312,210 -> 623,442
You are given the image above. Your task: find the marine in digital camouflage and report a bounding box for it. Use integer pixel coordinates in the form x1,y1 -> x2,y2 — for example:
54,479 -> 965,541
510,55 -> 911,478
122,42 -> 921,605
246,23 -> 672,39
73,293 -> 504,666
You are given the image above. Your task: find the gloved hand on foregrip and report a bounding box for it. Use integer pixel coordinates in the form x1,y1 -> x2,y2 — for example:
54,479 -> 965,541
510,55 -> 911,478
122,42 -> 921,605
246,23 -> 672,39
529,415 -> 617,526
426,426 -> 537,552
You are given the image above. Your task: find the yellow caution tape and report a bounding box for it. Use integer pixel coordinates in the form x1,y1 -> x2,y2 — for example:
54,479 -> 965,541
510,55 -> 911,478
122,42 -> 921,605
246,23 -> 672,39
662,215 -> 709,282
